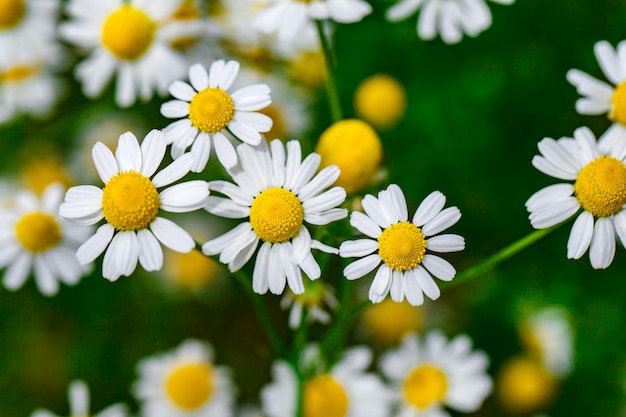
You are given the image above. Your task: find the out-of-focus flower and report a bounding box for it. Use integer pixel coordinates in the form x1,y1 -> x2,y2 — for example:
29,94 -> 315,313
496,355 -> 557,414
386,0 -> 515,44
287,50 -> 326,88
360,299 -> 425,346
161,60 -> 272,171
203,139 -> 347,295
59,0 -> 195,107
59,130 -> 209,281
354,74 -> 406,130
163,248 -> 221,291
567,41 -> 626,149
261,345 -> 392,417
133,339 -> 235,417
380,331 -> 492,416
340,185 -> 464,306
525,126 -> 626,269
315,119 -> 382,194
280,280 -> 337,329
253,0 -> 372,42
31,380 -> 127,417
0,183 -> 92,296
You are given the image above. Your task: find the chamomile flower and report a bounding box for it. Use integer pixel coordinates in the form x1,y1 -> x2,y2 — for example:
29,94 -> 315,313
59,0 -> 192,107
0,183 -> 92,296
133,339 -> 235,417
380,331 -> 492,417
386,0 -> 514,44
567,40 -> 626,148
59,130 -> 210,281
31,380 -> 127,417
496,355 -> 557,414
354,74 -> 406,130
252,0 -> 372,42
161,60 -> 272,171
340,184 -> 464,306
202,139 -> 347,295
261,345 -> 392,417
525,126 -> 626,269
280,280 -> 337,329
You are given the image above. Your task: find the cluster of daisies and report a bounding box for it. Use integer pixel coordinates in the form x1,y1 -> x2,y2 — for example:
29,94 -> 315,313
32,334 -> 492,417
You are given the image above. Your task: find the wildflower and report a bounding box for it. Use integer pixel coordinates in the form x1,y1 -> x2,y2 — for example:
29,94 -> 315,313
340,184 -> 464,306
59,0 -> 194,107
360,299 -> 425,346
354,74 -> 406,130
133,339 -> 235,417
202,139 -> 347,295
386,0 -> 515,44
525,126 -> 626,269
496,355 -> 557,414
59,130 -> 210,281
31,380 -> 127,417
380,331 -> 492,416
315,119 -> 382,194
280,280 -> 337,329
161,60 -> 272,171
0,183 -> 92,296
261,345 -> 392,417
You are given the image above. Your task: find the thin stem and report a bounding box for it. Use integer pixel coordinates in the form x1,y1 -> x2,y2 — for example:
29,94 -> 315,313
315,19 -> 343,122
441,225 -> 560,290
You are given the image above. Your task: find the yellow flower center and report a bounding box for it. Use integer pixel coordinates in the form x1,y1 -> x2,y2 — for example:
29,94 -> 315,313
0,0 -> 25,30
293,280 -> 327,307
15,212 -> 62,253
172,0 -> 200,20
497,356 -> 556,414
165,363 -> 214,410
378,222 -> 426,271
165,249 -> 219,288
101,5 -> 156,61
354,74 -> 407,130
303,374 -> 349,417
188,88 -> 235,133
362,299 -> 423,346
315,119 -> 382,194
610,81 -> 626,126
101,171 -> 160,231
249,187 -> 303,243
288,51 -> 326,87
259,104 -> 286,142
403,364 -> 448,410
574,155 -> 626,218
21,158 -> 73,196
0,64 -> 40,83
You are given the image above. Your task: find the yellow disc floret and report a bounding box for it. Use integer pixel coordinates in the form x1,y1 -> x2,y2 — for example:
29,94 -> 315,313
0,64 -> 40,83
378,222 -> 426,271
610,81 -> 626,126
0,0 -> 25,30
188,88 -> 235,133
21,158 -> 74,196
403,364 -> 448,410
574,155 -> 626,218
102,171 -> 160,231
250,187 -> 303,243
165,363 -> 214,410
259,104 -> 286,142
303,374 -> 349,417
101,5 -> 156,61
496,356 -> 556,414
15,212 -> 62,253
165,249 -> 219,289
362,299 -> 423,346
315,119 -> 382,194
354,74 -> 407,130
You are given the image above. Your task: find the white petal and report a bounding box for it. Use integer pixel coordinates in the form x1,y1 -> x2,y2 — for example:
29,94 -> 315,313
252,241 -> 271,294
150,217 -> 194,253
403,269 -> 425,306
112,231 -> 139,277
415,265 -> 440,300
76,224 -> 114,265
189,63 -> 209,91
350,211 -> 382,238
529,197 -> 580,229
59,199 -> 102,221
140,130 -> 167,177
426,234 -> 465,252
204,196 -> 250,218
412,191 -> 446,226
168,80 -> 196,101
567,211 -> 594,259
214,132 -> 238,169
137,229 -> 163,272
339,239 -> 378,258
34,256 -> 59,296
159,181 -> 209,213
370,264 -> 392,297
92,142 -> 118,183
613,209 -> 626,249
589,217 -> 616,269
3,252 -> 31,291
151,153 -> 194,188
595,40 -> 622,85
343,254 -> 381,279
115,132 -> 142,172
421,254 -> 456,281
189,133 -> 211,173
69,380 -> 89,416
421,206 -> 461,236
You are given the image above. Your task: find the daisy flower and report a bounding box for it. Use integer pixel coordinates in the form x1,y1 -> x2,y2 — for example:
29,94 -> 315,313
386,0 -> 515,44
202,139 -> 347,295
59,130 -> 210,281
567,40 -> 626,148
380,331 -> 492,417
280,280 -> 338,329
133,339 -> 235,417
496,355 -> 557,414
0,183 -> 92,296
161,60 -> 272,171
339,184 -> 464,306
525,126 -> 626,269
261,345 -> 392,417
31,380 -> 127,417
59,0 -> 193,107
252,0 -> 372,42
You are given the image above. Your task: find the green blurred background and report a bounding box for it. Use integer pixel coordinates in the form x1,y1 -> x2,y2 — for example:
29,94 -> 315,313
2,0 -> 626,416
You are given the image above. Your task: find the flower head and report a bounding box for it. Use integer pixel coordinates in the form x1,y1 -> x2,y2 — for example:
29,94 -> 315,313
380,331 -> 492,416
202,139 -> 347,295
133,339 -> 235,417
161,60 -> 272,171
59,130 -> 210,281
280,280 -> 338,329
496,355 -> 557,414
31,380 -> 127,417
525,126 -> 626,268
354,74 -> 406,130
340,184 -> 464,306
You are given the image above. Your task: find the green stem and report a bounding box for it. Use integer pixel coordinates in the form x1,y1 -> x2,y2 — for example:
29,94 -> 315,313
315,19 -> 343,122
441,225 -> 560,290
